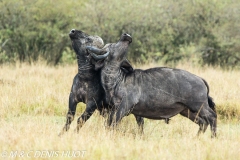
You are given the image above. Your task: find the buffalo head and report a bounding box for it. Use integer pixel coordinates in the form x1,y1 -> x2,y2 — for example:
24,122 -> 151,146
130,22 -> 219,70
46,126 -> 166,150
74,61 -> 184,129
86,33 -> 132,70
69,29 -> 104,57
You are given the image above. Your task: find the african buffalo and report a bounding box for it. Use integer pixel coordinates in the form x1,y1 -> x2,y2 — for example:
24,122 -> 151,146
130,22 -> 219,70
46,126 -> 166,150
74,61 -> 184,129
59,30 -> 144,136
87,33 -> 217,137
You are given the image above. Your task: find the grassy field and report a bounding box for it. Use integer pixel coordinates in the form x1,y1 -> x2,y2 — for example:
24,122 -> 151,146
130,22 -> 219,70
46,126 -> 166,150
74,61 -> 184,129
0,64 -> 240,160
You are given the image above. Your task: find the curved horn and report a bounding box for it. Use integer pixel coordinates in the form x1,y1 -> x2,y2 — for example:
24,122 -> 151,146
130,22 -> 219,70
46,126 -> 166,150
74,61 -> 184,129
90,51 -> 109,60
86,46 -> 109,60
86,46 -> 106,55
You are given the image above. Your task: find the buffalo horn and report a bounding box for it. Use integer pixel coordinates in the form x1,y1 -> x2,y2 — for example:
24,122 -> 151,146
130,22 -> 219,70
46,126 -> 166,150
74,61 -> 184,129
86,46 -> 106,54
86,46 -> 109,60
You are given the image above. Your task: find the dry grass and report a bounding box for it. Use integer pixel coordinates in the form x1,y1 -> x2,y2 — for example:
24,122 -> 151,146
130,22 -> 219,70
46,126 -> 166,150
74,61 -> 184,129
0,63 -> 240,159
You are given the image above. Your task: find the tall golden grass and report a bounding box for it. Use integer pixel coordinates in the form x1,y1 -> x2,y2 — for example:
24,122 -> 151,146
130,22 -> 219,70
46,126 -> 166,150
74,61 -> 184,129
0,64 -> 240,159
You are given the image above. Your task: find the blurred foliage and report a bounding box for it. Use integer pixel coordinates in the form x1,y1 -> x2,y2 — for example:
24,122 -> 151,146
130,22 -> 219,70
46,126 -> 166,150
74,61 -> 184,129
0,0 -> 82,65
0,0 -> 240,68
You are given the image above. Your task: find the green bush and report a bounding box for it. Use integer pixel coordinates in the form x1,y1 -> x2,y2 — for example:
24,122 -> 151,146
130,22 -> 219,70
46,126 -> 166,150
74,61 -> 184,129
0,0 -> 240,68
0,0 -> 84,65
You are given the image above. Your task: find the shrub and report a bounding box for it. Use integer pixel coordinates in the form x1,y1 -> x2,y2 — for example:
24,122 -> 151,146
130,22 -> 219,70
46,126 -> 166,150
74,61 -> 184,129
0,0 -> 239,68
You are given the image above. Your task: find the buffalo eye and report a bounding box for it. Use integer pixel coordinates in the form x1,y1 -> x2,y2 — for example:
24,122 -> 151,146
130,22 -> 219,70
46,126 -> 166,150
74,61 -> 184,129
86,37 -> 92,42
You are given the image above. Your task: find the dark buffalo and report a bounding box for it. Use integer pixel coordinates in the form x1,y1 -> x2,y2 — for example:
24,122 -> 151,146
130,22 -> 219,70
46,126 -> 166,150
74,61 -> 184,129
87,33 -> 217,137
59,30 -> 144,136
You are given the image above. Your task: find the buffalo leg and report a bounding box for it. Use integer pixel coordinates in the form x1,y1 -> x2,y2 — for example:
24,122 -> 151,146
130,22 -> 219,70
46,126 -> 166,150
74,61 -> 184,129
59,92 -> 78,136
180,108 -> 208,136
134,115 -> 144,134
106,109 -> 116,128
107,102 -> 130,129
75,101 -> 97,133
107,111 -> 144,133
107,108 -> 121,128
198,102 -> 217,138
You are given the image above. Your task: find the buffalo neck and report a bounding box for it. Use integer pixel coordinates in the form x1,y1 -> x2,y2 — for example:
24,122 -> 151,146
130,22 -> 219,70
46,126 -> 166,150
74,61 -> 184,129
71,40 -> 96,76
76,54 -> 96,79
101,61 -> 124,92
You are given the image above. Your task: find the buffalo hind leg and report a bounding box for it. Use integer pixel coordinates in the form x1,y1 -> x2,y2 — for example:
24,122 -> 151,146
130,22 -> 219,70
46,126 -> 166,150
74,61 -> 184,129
198,102 -> 217,138
180,108 -> 208,136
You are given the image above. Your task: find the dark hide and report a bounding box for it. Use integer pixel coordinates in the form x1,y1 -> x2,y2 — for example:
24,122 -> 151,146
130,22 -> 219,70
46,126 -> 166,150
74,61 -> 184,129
87,33 -> 217,138
59,30 -> 144,136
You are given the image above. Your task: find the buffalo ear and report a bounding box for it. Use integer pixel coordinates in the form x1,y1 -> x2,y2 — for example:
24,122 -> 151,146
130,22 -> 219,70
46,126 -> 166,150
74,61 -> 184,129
94,59 -> 105,71
121,59 -> 134,73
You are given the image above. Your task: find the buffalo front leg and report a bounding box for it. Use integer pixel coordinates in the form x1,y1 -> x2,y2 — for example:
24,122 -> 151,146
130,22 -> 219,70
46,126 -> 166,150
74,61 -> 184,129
75,101 -> 97,133
134,115 -> 144,134
107,103 -> 129,129
59,92 -> 78,136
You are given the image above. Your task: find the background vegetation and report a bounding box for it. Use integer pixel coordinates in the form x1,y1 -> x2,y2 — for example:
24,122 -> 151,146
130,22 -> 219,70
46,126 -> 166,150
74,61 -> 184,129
0,0 -> 240,68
